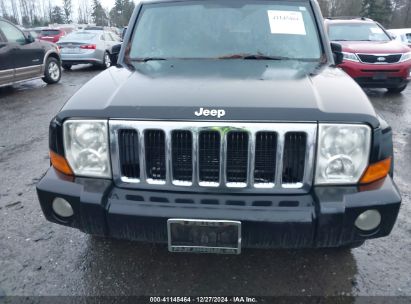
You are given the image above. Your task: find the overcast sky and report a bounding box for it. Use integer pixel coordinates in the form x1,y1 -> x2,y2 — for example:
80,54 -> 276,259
100,0 -> 119,10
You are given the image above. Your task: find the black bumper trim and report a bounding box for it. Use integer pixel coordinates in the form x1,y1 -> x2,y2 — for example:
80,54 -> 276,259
36,168 -> 402,249
354,77 -> 409,88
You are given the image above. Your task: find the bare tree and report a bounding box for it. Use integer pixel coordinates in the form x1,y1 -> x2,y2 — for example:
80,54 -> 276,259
78,0 -> 90,24
317,0 -> 330,16
404,1 -> 411,27
10,0 -> 20,23
41,0 -> 50,23
0,0 -> 7,16
63,0 -> 72,23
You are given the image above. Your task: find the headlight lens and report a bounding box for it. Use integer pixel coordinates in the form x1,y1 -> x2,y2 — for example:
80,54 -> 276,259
315,124 -> 371,185
342,52 -> 359,62
400,52 -> 411,62
63,120 -> 111,178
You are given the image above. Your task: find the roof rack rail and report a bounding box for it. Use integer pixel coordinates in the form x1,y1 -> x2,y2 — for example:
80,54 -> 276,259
325,16 -> 371,21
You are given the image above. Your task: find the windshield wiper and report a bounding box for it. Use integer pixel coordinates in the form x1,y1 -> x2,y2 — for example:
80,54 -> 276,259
131,57 -> 167,62
244,54 -> 292,60
217,53 -> 292,60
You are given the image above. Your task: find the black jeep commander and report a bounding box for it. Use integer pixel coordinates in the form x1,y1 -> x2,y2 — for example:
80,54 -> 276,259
37,0 -> 401,254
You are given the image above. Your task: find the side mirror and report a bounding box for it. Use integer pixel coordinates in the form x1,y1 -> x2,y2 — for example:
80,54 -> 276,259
331,42 -> 343,65
110,43 -> 122,65
389,33 -> 397,40
24,31 -> 35,43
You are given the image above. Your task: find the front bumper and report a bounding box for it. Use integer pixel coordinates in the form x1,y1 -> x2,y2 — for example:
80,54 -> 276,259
339,60 -> 411,88
36,168 -> 402,249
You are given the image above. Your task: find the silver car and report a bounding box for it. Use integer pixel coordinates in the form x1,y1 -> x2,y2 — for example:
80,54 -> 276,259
57,30 -> 121,70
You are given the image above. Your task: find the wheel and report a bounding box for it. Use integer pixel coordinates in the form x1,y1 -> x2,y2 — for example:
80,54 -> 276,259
42,57 -> 61,84
62,64 -> 72,71
387,84 -> 407,94
101,51 -> 111,69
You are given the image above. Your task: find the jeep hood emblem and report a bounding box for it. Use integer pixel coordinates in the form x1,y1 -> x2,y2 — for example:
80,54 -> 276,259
195,108 -> 226,118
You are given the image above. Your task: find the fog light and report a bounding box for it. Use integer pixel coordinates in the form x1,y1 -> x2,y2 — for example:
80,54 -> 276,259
52,197 -> 74,218
355,210 -> 381,231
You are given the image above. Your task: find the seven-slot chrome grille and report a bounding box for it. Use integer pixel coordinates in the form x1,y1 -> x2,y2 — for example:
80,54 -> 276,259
110,121 -> 317,193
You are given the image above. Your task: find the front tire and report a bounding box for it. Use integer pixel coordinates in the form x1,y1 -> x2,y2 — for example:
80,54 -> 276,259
101,51 -> 111,69
42,57 -> 61,84
387,84 -> 407,94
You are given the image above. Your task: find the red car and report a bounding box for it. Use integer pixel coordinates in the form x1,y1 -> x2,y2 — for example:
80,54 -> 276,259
325,17 -> 411,94
38,28 -> 66,43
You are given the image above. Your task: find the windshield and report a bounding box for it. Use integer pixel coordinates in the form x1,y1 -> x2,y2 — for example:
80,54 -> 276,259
328,23 -> 390,42
63,32 -> 97,41
129,1 -> 322,61
41,30 -> 60,36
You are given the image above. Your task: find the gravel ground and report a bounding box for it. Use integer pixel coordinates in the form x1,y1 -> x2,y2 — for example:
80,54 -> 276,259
0,65 -> 410,298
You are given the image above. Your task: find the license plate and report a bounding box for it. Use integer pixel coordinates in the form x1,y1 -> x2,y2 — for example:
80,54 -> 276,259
373,72 -> 388,80
167,219 -> 241,254
62,47 -> 79,53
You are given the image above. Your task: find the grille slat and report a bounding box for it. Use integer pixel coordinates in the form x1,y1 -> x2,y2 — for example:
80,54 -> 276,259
282,132 -> 307,185
172,130 -> 193,182
226,132 -> 249,184
145,130 -> 166,181
113,122 -> 316,192
118,129 -> 140,179
254,132 -> 277,185
199,131 -> 221,184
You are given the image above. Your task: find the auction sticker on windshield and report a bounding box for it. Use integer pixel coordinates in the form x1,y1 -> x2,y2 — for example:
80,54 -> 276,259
267,10 -> 306,35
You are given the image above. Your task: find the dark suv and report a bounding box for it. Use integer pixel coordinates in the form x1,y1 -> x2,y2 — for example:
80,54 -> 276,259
0,18 -> 62,87
37,0 -> 401,254
325,17 -> 411,93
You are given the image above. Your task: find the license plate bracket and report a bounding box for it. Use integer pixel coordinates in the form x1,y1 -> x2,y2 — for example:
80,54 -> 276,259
373,72 -> 388,80
167,219 -> 241,254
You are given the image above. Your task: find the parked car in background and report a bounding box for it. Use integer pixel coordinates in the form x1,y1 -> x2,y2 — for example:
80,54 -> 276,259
325,17 -> 411,93
27,30 -> 39,39
84,26 -> 104,31
57,30 -> 121,70
0,18 -> 62,87
27,27 -> 47,37
388,29 -> 411,48
38,28 -> 66,43
109,27 -> 122,37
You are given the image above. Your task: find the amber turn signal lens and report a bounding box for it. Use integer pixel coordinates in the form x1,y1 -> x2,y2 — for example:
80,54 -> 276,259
50,151 -> 73,175
360,158 -> 391,185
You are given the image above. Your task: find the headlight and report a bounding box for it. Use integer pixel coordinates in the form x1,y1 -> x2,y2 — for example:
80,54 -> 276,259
315,124 -> 371,185
63,120 -> 111,178
342,52 -> 359,62
400,52 -> 411,62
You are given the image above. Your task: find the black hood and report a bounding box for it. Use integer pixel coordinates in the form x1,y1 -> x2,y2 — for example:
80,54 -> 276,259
59,60 -> 379,127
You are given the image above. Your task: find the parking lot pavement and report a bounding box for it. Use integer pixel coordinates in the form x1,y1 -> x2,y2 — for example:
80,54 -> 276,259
0,65 -> 410,297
